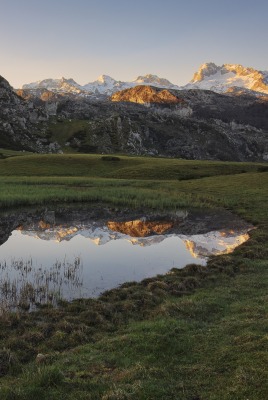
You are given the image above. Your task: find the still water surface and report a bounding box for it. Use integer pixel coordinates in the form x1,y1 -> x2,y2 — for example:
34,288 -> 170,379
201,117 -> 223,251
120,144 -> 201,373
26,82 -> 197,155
0,221 -> 249,309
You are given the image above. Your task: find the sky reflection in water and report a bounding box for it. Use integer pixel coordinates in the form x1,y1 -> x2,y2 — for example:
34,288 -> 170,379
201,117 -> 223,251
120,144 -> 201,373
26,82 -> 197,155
0,229 -> 205,303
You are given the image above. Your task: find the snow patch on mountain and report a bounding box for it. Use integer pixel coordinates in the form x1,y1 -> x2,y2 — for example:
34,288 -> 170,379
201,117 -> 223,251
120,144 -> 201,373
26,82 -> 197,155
22,74 -> 180,96
185,62 -> 268,94
21,63 -> 268,97
83,75 -> 131,95
133,74 -> 180,89
23,77 -> 83,94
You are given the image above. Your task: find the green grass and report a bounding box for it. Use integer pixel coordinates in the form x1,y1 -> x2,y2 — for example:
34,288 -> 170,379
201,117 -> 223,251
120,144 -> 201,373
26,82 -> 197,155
0,153 -> 263,178
0,153 -> 268,399
0,148 -> 33,158
0,153 -> 266,215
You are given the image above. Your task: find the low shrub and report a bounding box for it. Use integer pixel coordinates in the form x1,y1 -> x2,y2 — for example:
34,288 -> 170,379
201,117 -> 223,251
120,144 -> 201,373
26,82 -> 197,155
101,156 -> 121,162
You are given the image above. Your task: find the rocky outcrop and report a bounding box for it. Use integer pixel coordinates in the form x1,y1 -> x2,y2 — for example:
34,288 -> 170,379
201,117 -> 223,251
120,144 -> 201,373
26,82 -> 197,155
0,76 -> 59,151
111,85 -> 186,105
16,88 -> 63,103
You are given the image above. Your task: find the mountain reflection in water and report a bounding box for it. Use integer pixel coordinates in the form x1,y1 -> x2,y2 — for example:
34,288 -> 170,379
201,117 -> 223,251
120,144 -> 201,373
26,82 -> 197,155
0,218 -> 250,310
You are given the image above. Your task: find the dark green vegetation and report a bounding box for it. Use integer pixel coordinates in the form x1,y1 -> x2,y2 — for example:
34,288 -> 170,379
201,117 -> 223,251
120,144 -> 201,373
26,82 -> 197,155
0,153 -> 268,399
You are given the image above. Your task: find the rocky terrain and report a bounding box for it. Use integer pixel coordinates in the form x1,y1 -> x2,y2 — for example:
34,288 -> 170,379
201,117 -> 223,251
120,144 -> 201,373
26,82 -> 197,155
1,63 -> 268,161
41,85 -> 268,161
0,76 -> 60,152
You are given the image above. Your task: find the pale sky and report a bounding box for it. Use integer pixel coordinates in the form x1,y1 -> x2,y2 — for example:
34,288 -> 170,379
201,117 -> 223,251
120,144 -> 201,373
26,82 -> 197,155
1,0 -> 268,88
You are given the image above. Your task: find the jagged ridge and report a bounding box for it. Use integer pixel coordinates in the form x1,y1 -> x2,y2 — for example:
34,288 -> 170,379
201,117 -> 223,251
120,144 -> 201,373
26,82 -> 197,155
186,62 -> 268,94
20,62 -> 268,98
21,74 -> 180,96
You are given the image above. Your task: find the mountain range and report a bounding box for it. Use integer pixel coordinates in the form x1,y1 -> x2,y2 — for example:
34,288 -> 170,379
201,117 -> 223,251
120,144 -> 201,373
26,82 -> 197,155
20,63 -> 268,97
1,61 -> 268,161
22,74 -> 179,97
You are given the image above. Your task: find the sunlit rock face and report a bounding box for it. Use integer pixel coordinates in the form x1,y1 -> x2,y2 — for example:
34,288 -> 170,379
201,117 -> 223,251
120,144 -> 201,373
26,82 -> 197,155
107,219 -> 174,237
38,220 -> 51,229
17,88 -> 59,102
182,230 -> 250,258
187,62 -> 268,94
111,85 -> 186,105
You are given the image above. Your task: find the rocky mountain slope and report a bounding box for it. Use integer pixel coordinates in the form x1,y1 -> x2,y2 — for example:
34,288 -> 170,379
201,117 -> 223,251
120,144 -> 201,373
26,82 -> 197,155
43,85 -> 268,161
0,76 -> 58,151
185,62 -> 268,94
2,69 -> 268,161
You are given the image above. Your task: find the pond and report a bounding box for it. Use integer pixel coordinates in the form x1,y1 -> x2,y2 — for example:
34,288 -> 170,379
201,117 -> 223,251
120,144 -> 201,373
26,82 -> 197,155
0,207 -> 252,310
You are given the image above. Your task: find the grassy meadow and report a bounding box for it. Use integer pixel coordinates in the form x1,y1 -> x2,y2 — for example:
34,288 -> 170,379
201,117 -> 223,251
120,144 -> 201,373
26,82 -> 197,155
0,151 -> 268,399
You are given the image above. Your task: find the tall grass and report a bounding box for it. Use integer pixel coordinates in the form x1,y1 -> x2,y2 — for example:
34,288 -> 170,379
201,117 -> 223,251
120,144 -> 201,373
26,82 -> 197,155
1,170 -> 268,223
0,177 -> 218,210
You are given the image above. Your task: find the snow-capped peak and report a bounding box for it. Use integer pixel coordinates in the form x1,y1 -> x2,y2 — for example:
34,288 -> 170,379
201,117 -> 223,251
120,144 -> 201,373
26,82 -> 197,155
22,72 -> 180,97
22,77 -> 83,94
82,74 -> 125,94
82,73 -> 179,95
186,62 -> 268,94
20,62 -> 268,98
96,74 -> 116,84
133,74 -> 179,89
191,62 -> 220,83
